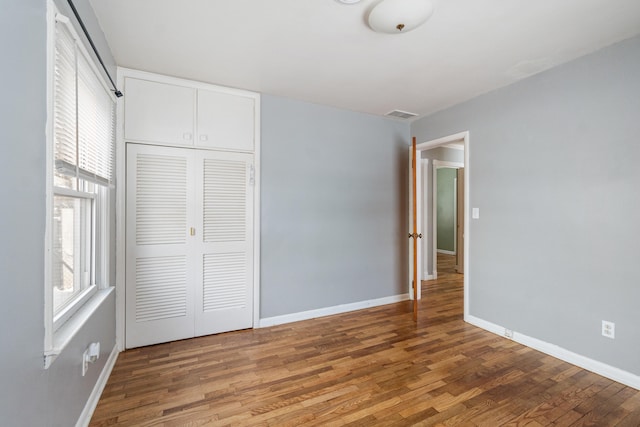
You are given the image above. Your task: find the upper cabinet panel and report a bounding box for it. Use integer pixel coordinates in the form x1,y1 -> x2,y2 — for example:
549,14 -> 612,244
197,90 -> 255,151
124,78 -> 195,146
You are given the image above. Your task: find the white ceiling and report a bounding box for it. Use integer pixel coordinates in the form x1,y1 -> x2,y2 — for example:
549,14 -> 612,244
89,0 -> 640,120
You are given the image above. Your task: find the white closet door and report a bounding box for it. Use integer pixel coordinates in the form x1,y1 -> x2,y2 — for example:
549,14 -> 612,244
194,150 -> 254,336
126,144 -> 196,348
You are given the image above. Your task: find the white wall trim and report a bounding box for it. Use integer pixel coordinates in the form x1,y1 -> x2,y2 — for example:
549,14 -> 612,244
75,344 -> 119,427
259,294 -> 409,328
465,315 -> 640,391
443,142 -> 465,151
436,249 -> 456,255
433,160 -> 464,169
252,94 -> 262,329
44,0 -> 55,359
115,69 -> 126,351
417,131 -> 469,151
420,159 -> 431,279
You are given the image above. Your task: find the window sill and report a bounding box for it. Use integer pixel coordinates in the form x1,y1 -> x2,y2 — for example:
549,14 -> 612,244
44,287 -> 114,369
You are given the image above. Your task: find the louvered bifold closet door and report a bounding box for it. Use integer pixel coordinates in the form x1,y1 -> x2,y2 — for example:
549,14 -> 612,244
194,150 -> 254,337
126,144 -> 196,348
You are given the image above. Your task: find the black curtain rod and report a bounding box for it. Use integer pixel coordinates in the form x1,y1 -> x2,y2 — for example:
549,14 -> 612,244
67,0 -> 123,98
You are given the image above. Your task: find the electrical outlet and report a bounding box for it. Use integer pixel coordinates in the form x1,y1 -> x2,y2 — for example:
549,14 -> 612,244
504,329 -> 514,339
82,348 -> 90,376
82,342 -> 100,376
602,321 -> 615,339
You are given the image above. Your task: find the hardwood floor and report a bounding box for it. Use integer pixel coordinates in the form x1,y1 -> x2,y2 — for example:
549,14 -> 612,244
91,255 -> 640,426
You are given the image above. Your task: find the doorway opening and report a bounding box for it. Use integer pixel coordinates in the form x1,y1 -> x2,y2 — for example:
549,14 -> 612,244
431,160 -> 464,279
409,131 -> 469,319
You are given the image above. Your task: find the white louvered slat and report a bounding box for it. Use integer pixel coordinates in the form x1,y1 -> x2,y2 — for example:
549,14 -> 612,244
53,23 -> 77,185
78,53 -> 115,182
136,153 -> 188,245
203,159 -> 246,242
203,253 -> 246,312
135,256 -> 187,322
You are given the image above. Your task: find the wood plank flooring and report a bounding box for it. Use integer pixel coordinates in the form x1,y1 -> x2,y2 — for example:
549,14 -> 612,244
91,254 -> 640,426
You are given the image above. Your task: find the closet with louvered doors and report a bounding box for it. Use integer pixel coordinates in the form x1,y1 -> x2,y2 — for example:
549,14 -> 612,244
121,69 -> 259,349
125,144 -> 254,348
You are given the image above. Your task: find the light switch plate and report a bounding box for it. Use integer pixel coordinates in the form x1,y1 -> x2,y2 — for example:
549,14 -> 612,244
472,208 -> 480,219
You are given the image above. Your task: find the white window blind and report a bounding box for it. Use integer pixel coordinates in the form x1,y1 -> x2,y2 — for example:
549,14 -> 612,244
54,17 -> 115,187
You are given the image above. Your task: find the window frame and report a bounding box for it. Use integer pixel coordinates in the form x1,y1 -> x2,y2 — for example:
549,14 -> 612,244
44,1 -> 116,368
51,187 -> 97,330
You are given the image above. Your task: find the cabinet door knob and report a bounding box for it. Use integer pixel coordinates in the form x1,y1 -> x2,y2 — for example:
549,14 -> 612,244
183,132 -> 193,141
199,134 -> 208,142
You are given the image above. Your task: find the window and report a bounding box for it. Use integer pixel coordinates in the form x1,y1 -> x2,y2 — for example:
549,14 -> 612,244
45,7 -> 116,364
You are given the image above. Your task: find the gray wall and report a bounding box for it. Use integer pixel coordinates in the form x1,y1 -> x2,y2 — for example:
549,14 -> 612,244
436,168 -> 457,252
412,35 -> 640,376
420,147 -> 464,276
261,95 -> 410,318
0,0 -> 117,425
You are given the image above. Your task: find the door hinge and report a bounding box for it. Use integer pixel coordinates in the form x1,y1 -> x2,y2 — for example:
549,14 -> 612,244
249,164 -> 255,186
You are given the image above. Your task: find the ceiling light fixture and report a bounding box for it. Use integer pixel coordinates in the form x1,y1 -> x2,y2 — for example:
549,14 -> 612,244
368,0 -> 435,34
336,0 -> 361,4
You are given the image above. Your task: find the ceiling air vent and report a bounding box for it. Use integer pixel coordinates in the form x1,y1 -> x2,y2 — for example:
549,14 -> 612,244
385,109 -> 418,120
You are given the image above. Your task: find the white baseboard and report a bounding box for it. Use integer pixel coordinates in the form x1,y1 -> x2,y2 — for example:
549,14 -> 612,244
436,249 -> 455,255
259,294 -> 410,328
465,315 -> 640,391
76,344 -> 119,427
422,273 -> 435,280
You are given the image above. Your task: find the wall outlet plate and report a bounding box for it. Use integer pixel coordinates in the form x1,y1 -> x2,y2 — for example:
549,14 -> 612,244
504,328 -> 514,339
602,320 -> 615,339
82,348 -> 89,376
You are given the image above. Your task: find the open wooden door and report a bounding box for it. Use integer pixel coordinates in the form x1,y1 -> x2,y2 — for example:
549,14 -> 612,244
410,137 -> 421,321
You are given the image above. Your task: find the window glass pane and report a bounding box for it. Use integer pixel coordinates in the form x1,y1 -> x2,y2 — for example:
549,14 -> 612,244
54,173 -> 77,190
52,195 -> 93,315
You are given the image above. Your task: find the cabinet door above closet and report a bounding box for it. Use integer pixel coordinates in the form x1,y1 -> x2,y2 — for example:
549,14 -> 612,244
123,74 -> 256,152
124,78 -> 195,146
197,89 -> 255,151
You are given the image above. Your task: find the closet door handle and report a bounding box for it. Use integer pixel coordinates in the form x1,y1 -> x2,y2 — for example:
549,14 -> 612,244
190,227 -> 196,236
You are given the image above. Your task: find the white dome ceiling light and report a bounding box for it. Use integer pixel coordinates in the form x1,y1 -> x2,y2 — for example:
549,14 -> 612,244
368,0 -> 435,34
